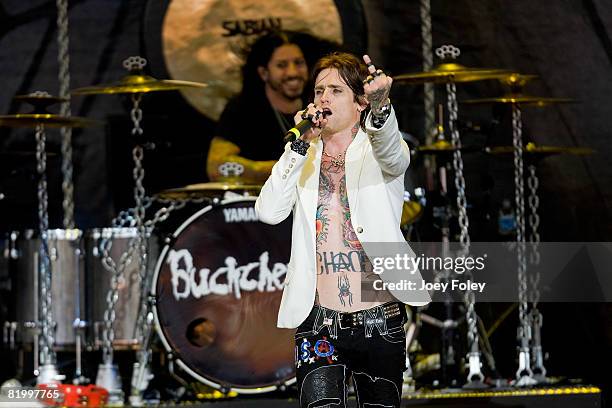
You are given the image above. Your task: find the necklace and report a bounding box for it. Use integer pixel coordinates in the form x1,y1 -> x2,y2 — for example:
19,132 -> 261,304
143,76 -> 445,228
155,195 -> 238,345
322,149 -> 346,167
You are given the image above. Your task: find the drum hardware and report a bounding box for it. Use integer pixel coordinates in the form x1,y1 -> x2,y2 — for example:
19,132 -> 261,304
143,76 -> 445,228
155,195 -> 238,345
151,197 -> 295,394
95,363 -> 123,405
485,142 -> 594,157
394,47 -> 509,84
0,94 -> 100,128
72,57 -> 207,404
463,94 -> 575,106
464,80 -> 576,387
71,57 -> 209,404
70,67 -> 208,96
3,322 -> 17,350
0,93 -> 93,384
72,318 -> 89,385
402,51 -> 496,386
156,182 -> 262,201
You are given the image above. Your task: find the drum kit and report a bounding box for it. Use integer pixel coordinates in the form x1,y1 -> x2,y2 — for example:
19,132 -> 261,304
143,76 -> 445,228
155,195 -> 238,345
395,44 -> 593,390
0,42 -> 594,405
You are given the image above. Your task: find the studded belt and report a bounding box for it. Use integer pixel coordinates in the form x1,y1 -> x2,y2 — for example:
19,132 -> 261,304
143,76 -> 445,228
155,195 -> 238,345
337,302 -> 403,329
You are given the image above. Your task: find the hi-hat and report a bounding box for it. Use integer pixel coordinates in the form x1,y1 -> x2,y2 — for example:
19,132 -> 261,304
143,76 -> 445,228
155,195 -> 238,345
157,181 -> 262,200
463,94 -> 575,106
14,93 -> 68,109
395,62 -> 510,84
0,114 -> 99,128
486,142 -> 594,157
71,74 -> 208,95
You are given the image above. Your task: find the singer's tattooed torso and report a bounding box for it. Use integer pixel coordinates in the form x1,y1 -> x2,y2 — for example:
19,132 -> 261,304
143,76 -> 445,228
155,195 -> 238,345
315,124 -> 393,312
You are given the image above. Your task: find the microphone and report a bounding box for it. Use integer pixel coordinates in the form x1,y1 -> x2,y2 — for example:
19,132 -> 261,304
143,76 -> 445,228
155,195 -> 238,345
283,111 -> 328,143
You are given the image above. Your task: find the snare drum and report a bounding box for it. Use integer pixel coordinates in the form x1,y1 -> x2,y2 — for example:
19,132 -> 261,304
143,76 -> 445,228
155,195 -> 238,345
152,197 -> 294,393
11,229 -> 85,348
86,227 -> 159,349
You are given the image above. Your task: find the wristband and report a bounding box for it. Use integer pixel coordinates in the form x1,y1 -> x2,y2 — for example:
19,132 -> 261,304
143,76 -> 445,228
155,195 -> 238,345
290,138 -> 309,156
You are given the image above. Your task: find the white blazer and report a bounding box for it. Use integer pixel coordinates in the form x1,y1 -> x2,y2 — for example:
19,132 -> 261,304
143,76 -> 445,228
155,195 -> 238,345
255,109 -> 430,328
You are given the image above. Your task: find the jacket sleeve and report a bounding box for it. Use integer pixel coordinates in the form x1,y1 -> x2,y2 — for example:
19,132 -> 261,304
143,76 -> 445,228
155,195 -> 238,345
364,106 -> 411,178
255,143 -> 309,225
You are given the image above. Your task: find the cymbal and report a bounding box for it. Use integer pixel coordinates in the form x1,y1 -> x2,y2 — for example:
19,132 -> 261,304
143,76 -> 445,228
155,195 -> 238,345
157,181 -> 262,199
71,74 -> 208,95
463,94 -> 575,106
395,62 -> 510,84
0,114 -> 100,128
416,140 -> 457,154
500,73 -> 538,88
486,143 -> 594,156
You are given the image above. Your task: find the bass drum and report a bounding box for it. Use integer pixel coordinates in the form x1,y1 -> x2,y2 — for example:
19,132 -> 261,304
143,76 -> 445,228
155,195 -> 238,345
152,197 -> 294,393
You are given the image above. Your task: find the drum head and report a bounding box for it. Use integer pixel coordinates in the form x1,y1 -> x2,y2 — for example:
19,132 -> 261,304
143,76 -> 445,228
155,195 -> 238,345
152,198 -> 294,392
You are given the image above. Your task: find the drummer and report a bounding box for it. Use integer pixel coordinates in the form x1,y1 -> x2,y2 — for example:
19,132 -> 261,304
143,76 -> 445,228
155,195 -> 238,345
207,31 -> 336,184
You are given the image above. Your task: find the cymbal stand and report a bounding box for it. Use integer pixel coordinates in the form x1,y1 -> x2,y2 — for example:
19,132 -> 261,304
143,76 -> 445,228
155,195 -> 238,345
437,45 -> 486,389
55,5 -> 90,383
92,56 -> 153,406
526,163 -> 547,383
34,122 -> 61,384
510,104 -> 537,387
95,205 -> 141,404
122,56 -> 156,407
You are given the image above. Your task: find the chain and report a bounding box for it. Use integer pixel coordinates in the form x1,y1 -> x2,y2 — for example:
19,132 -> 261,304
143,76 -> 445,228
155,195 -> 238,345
527,164 -> 547,382
447,82 -> 470,247
512,104 -> 536,386
56,0 -> 75,229
419,0 -> 435,145
527,165 -> 541,306
444,68 -> 483,385
513,105 -> 528,328
36,124 -> 56,365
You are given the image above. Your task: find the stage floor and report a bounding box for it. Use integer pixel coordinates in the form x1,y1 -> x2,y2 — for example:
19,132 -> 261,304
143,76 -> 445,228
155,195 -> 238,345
0,385 -> 603,407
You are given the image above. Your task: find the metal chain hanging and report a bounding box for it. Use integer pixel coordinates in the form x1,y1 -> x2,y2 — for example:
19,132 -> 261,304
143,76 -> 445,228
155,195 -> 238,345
527,164 -> 547,382
36,124 -> 56,366
99,211 -> 137,365
420,0 -> 435,144
512,104 -> 537,386
527,165 -> 541,303
56,0 -> 75,228
438,44 -> 484,388
99,197 -> 201,364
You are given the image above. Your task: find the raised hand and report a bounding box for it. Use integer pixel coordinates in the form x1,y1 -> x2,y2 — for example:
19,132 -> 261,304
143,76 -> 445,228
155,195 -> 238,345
362,55 -> 392,115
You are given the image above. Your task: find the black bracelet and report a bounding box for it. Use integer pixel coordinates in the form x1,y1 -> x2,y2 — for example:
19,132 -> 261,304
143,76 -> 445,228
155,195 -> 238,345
371,99 -> 391,129
290,138 -> 309,156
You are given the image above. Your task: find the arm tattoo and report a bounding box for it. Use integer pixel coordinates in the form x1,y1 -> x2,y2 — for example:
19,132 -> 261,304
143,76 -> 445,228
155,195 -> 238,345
369,88 -> 388,113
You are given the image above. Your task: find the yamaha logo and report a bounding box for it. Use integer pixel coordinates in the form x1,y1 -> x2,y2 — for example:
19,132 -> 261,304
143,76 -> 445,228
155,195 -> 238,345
223,206 -> 259,223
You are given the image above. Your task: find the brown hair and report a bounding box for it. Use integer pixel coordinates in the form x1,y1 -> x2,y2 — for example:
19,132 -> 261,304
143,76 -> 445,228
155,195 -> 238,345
311,52 -> 369,129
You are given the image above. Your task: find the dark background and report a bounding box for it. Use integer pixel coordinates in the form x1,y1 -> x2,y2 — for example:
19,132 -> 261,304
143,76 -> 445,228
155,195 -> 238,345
0,0 -> 610,401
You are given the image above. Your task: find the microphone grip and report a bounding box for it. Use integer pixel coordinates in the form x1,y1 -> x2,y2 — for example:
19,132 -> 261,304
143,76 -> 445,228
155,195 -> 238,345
284,119 -> 313,143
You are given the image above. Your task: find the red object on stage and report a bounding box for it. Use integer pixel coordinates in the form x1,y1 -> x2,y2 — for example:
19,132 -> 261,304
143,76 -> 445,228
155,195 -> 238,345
37,383 -> 109,407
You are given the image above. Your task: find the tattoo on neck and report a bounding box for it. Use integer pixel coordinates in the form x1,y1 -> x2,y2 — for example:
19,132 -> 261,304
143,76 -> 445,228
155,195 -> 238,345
351,121 -> 359,138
